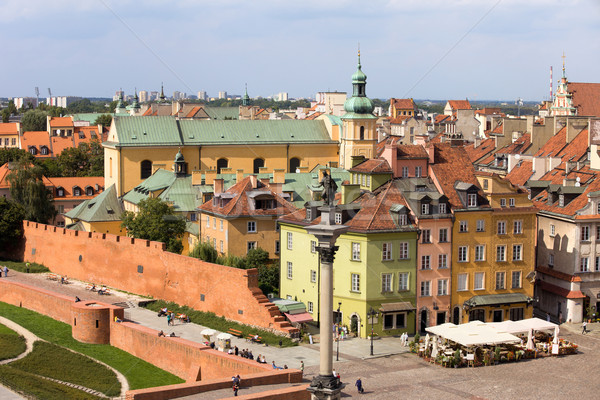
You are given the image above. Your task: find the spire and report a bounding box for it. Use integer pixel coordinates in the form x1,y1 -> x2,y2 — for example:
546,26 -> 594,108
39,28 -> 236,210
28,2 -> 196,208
131,88 -> 140,109
242,83 -> 250,106
160,82 -> 166,102
358,42 -> 361,69
561,51 -> 566,78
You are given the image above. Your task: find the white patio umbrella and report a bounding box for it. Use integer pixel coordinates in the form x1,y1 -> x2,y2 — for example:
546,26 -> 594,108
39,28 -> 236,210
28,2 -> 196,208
552,325 -> 560,344
201,328 -> 216,339
526,328 -> 534,350
424,333 -> 430,349
217,332 -> 233,340
431,339 -> 439,359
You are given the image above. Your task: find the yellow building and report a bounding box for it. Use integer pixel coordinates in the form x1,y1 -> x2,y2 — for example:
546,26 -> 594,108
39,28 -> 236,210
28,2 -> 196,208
0,122 -> 20,148
64,184 -> 126,236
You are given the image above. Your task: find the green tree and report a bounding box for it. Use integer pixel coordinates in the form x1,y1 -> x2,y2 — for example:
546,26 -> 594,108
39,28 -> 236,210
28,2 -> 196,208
246,248 -> 270,269
93,114 -> 112,128
257,261 -> 280,297
120,198 -> 186,254
0,148 -> 34,166
55,140 -> 103,177
38,159 -> 62,177
189,241 -> 218,263
1,109 -> 10,123
21,110 -> 48,132
6,160 -> 56,224
0,197 -> 25,248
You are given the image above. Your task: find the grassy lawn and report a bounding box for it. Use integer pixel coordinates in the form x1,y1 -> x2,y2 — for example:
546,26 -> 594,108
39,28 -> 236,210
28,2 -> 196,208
0,323 -> 26,361
10,341 -> 121,397
145,300 -> 296,347
0,365 -> 102,400
0,302 -> 184,390
0,259 -> 49,273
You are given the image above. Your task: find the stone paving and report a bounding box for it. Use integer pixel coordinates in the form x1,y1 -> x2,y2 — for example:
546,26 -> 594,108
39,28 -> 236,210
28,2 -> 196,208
4,271 -> 600,399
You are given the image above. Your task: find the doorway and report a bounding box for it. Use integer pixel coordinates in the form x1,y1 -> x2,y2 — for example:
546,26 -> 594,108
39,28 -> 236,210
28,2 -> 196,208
436,311 -> 446,325
420,309 -> 428,333
493,309 -> 503,322
453,307 -> 460,325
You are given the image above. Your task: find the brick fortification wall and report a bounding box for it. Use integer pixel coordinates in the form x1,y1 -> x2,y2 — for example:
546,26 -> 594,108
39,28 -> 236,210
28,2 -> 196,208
19,222 -> 296,336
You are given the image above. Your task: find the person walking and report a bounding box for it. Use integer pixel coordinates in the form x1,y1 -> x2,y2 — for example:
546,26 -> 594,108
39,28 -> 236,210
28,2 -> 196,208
166,313 -> 172,326
300,361 -> 304,376
3,266 -> 8,277
582,320 -> 588,334
232,381 -> 239,396
355,378 -> 364,394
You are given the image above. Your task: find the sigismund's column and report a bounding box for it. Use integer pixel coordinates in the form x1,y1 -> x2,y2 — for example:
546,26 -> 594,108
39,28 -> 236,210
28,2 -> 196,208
306,204 -> 348,400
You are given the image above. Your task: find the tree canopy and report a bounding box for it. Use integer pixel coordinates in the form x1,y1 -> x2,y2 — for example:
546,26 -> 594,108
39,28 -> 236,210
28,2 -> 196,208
6,160 -> 56,224
56,140 -> 104,177
121,197 -> 186,254
0,148 -> 34,166
0,197 -> 25,248
21,109 -> 49,132
93,114 -> 112,128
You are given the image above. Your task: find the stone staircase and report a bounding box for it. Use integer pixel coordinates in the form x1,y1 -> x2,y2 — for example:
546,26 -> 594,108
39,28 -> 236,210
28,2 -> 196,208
253,293 -> 298,336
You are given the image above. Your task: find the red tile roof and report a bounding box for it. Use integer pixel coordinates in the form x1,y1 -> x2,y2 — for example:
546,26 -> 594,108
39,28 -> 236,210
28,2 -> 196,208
464,138 -> 495,163
49,117 -> 73,128
533,173 -> 600,216
569,82 -> 600,117
434,115 -> 452,124
48,177 -> 105,200
496,134 -> 531,155
50,136 -> 74,156
21,131 -> 51,157
305,112 -> 323,120
0,123 -> 19,135
475,107 -> 502,115
185,106 -> 203,118
389,116 -> 412,124
390,98 -> 415,110
447,100 -> 471,110
142,108 -> 156,116
534,127 -> 567,157
396,144 -> 428,159
349,159 -> 392,174
505,160 -> 533,187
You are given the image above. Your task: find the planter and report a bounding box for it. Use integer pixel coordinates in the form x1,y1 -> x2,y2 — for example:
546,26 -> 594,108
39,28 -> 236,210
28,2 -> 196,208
367,335 -> 380,340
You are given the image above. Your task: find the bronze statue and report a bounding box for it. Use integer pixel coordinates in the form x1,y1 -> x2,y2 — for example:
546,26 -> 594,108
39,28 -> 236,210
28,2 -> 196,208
320,170 -> 338,206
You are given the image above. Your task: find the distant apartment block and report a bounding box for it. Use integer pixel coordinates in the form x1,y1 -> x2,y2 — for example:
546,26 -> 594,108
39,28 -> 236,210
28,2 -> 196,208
13,97 -> 38,109
46,96 -> 82,108
198,91 -> 207,101
218,91 -> 227,99
138,90 -> 148,103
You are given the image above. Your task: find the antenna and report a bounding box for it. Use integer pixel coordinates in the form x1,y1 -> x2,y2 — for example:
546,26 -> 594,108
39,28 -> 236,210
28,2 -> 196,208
549,66 -> 553,100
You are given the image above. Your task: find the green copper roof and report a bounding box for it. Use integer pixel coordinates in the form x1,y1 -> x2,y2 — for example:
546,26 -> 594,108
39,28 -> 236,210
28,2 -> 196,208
343,52 -> 375,117
325,115 -> 343,126
464,293 -> 532,308
111,117 -> 336,147
186,221 -> 199,236
65,184 -> 123,222
203,107 -> 239,120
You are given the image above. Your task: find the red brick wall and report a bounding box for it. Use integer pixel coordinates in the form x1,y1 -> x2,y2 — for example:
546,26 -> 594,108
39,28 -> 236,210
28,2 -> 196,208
19,222 -> 297,336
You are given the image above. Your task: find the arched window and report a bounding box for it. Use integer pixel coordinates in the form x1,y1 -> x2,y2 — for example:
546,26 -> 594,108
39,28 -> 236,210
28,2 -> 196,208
253,158 -> 265,174
289,157 -> 300,173
140,160 -> 152,179
216,158 -> 228,174
359,126 -> 365,140
29,146 -> 37,155
56,187 -> 65,197
86,186 -> 94,196
73,186 -> 81,196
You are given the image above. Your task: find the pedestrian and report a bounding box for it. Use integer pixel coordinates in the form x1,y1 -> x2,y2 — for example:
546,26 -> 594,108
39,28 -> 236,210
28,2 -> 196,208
300,361 -> 304,375
166,313 -> 172,326
3,265 -> 8,277
582,320 -> 588,334
355,378 -> 364,394
234,346 -> 239,356
546,313 -> 551,322
170,312 -> 175,325
232,381 -> 239,396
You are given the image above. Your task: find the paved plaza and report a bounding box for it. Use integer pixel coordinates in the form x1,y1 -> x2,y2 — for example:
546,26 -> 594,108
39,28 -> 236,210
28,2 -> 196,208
3,271 -> 600,399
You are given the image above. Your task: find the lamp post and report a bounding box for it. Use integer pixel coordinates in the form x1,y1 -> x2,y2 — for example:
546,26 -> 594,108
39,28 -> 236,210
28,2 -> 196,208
368,307 -> 378,356
336,302 -> 341,361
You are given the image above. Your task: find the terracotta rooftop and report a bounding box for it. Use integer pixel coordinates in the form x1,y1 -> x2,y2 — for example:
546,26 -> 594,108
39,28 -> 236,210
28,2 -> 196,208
534,127 -> 568,157
48,177 -> 105,200
475,107 -> 502,115
142,108 -> 156,116
305,112 -> 323,120
349,158 -> 392,174
185,106 -> 203,118
49,117 -> 73,128
389,116 -> 412,124
532,172 -> 600,216
465,138 -> 495,163
496,134 -> 531,155
376,136 -> 402,157
505,160 -> 533,187
569,82 -> 600,117
447,100 -> 472,110
396,144 -> 428,159
21,131 -> 51,157
0,123 -> 19,135
390,98 -> 415,109
434,115 -> 452,124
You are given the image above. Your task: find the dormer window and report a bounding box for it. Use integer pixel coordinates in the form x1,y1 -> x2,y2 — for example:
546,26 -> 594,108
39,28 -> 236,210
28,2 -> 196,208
399,214 -> 407,225
29,146 -> 37,155
421,203 -> 429,215
559,194 -> 564,207
439,203 -> 447,214
500,198 -> 506,207
467,193 -> 477,207
40,146 -> 49,155
255,198 -> 275,210
86,187 -> 94,196
73,186 -> 81,196
56,187 -> 64,197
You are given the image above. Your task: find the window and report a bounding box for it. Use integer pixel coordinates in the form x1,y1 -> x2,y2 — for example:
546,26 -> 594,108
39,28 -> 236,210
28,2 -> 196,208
509,307 -> 524,321
439,228 -> 448,242
306,208 -> 312,220
438,254 -> 447,269
253,158 -> 264,174
275,240 -> 280,254
11,138 -> 16,146
402,166 -> 409,178
415,166 -> 422,178
475,245 -> 485,261
311,240 -> 316,253
496,272 -> 506,290
467,193 -> 477,207
247,241 -> 256,252
421,203 -> 429,215
513,220 -> 522,234
367,176 -> 371,186
421,229 -> 431,243
40,146 -> 49,155
420,281 -> 431,297
459,221 -> 468,233
497,221 -> 506,235
496,245 -> 506,262
399,242 -> 409,259
206,216 -> 210,228
398,272 -> 409,291
474,272 -> 485,290
56,188 -> 64,197
580,257 -> 590,272
190,213 -> 197,222
220,240 -> 224,253
335,213 -> 342,224
509,198 -> 515,207
382,242 -> 392,260
361,175 -> 366,186
581,225 -> 591,241
308,302 -> 313,313
421,255 -> 431,270
457,274 -> 468,291
287,232 -> 293,250
310,270 -> 317,283
213,238 -> 216,248
398,214 -> 408,225
559,195 -> 564,207
437,279 -> 448,296
287,262 -> 293,279
511,271 -> 522,288
382,273 -> 393,292
73,187 -> 81,196
140,160 -> 152,179
383,313 -> 406,330
351,273 -> 360,292
220,220 -> 223,231
549,254 -> 554,268
458,246 -> 468,262
500,198 -> 506,207
352,174 -> 357,184
57,205 -> 64,214
597,226 -> 600,241
439,203 -> 447,214
512,244 -> 522,261
247,221 -> 256,233
213,217 -> 216,229
352,242 -> 360,261
216,158 -> 228,174
550,224 -> 555,237
596,257 -> 600,272
483,179 -> 488,190
476,220 -> 485,232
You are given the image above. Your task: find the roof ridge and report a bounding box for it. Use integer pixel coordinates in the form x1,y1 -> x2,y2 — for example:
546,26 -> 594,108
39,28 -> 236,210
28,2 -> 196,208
364,182 -> 393,230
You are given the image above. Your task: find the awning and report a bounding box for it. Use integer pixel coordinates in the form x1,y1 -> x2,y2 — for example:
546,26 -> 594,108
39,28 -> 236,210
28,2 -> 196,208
379,302 -> 415,313
285,312 -> 313,324
464,293 -> 532,308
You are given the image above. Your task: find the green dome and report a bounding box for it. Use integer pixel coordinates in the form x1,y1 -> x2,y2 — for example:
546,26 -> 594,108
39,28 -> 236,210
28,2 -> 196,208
343,96 -> 374,114
175,150 -> 184,162
352,65 -> 367,83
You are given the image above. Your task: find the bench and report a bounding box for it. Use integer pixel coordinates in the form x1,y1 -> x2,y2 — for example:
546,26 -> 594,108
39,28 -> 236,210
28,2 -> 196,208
47,274 -> 58,281
227,328 -> 243,337
247,335 -> 262,343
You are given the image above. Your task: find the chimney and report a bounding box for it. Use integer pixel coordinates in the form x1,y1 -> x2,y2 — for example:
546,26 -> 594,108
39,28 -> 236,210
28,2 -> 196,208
273,168 -> 285,184
192,170 -> 203,185
214,178 -> 224,194
297,166 -> 309,173
425,144 -> 435,164
341,183 -> 361,205
236,169 -> 244,183
249,175 -> 258,188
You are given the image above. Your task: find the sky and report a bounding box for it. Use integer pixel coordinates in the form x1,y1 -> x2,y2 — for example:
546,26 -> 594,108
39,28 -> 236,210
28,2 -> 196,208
1,0 -> 599,101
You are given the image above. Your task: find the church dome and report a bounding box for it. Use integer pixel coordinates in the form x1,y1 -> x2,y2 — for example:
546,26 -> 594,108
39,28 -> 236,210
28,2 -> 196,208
343,96 -> 374,114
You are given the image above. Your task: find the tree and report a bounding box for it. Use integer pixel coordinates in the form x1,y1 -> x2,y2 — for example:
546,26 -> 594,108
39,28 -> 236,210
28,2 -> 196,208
56,139 -> 104,177
257,261 -> 280,297
0,197 -> 25,248
246,248 -> 270,269
189,241 -> 218,262
21,109 -> 48,132
0,148 -> 34,166
6,160 -> 56,224
121,197 -> 186,254
93,114 -> 112,128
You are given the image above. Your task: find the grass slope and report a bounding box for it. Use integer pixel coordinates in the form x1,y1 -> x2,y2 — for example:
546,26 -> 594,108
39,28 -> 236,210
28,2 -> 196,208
0,302 -> 184,390
0,259 -> 49,273
0,323 -> 27,361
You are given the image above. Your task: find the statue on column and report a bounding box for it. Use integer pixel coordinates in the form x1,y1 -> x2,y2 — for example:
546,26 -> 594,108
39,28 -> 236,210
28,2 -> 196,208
320,170 -> 338,207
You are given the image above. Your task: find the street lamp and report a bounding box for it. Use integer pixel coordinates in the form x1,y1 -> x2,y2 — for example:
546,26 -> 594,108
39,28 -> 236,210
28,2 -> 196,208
336,302 -> 341,361
367,307 -> 378,356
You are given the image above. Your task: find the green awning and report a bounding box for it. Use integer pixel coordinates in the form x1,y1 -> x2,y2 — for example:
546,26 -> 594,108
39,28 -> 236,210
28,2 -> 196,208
464,293 -> 532,308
